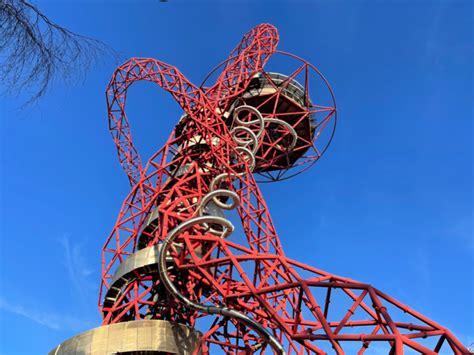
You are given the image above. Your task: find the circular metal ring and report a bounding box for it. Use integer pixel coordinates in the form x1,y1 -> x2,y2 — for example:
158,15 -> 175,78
235,146 -> 256,172
231,126 -> 259,153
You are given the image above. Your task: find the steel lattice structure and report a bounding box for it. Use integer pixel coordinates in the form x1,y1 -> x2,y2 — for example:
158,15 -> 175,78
97,24 -> 468,354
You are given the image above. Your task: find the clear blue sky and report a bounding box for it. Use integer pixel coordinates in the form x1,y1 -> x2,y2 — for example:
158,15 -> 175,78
0,0 -> 472,353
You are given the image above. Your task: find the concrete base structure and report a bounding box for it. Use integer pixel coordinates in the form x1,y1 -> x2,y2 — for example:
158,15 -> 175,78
49,320 -> 201,355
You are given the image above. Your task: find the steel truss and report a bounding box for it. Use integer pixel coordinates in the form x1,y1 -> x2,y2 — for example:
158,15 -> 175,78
100,24 -> 468,354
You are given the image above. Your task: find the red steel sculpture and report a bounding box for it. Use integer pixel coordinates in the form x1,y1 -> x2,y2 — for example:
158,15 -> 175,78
97,24 -> 468,354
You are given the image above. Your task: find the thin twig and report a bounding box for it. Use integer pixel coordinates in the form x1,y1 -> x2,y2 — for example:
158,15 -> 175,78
0,0 -> 118,106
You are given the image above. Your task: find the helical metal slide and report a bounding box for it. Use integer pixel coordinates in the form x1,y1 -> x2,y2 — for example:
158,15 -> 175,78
158,105 -> 297,355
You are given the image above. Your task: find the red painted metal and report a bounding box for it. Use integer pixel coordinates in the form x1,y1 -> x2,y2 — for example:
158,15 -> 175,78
100,24 -> 468,354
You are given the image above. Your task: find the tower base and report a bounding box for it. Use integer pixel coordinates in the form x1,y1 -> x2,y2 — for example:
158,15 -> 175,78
49,320 -> 201,354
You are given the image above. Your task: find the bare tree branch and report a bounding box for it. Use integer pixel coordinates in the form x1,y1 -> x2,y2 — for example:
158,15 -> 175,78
0,0 -> 117,105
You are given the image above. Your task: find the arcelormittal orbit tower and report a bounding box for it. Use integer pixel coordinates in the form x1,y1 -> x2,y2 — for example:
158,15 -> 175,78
51,24 -> 468,354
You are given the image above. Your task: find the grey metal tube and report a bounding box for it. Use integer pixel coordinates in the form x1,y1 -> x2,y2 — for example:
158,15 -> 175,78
157,104 -> 287,354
